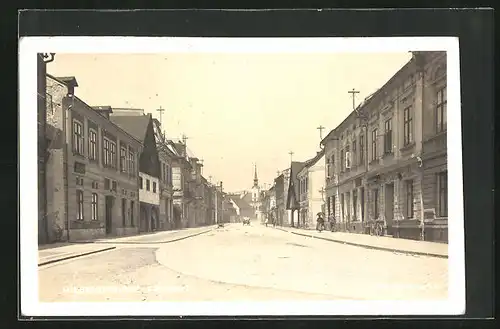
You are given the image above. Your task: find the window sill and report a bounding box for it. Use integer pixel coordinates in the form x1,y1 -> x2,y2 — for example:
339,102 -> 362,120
382,152 -> 394,159
400,142 -> 416,153
424,130 -> 447,143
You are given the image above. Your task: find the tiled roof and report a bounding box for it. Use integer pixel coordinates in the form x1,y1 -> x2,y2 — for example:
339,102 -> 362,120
286,161 -> 305,209
230,196 -> 252,211
303,149 -> 325,169
109,115 -> 151,143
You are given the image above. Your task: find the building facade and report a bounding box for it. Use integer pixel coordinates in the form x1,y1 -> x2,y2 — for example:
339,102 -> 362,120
47,77 -> 142,241
171,142 -> 195,228
109,112 -> 161,233
297,150 -> 326,229
321,51 -> 448,242
152,118 -> 175,230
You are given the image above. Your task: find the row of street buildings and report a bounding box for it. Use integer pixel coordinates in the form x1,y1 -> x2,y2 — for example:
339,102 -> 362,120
37,54 -> 224,244
259,51 -> 448,243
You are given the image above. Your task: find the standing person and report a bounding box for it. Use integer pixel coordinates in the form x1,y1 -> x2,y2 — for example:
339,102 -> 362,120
329,215 -> 336,232
316,212 -> 325,232
265,216 -> 269,227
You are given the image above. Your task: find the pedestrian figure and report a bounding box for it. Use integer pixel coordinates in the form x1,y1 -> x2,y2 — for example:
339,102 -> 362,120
316,212 -> 325,232
265,217 -> 269,227
329,215 -> 336,232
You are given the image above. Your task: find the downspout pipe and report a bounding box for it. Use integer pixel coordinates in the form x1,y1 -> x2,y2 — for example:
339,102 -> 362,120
40,53 -> 55,244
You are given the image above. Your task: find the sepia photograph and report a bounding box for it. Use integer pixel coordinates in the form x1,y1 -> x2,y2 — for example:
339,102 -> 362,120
20,37 -> 464,317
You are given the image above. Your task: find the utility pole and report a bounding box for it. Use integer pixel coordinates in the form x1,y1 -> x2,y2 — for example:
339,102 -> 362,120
288,151 -> 294,162
348,88 -> 360,110
317,125 -> 325,141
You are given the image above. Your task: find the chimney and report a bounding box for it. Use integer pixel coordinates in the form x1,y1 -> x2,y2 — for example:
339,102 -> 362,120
57,76 -> 78,96
92,106 -> 113,119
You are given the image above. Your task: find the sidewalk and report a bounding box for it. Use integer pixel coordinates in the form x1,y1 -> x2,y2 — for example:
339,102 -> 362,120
76,225 -> 215,244
272,226 -> 448,258
39,243 -> 116,266
38,225 -> 216,266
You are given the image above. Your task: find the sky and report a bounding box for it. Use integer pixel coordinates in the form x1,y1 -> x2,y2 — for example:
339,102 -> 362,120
47,52 -> 412,192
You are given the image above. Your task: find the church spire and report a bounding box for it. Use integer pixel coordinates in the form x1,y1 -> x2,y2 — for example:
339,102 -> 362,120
253,163 -> 259,187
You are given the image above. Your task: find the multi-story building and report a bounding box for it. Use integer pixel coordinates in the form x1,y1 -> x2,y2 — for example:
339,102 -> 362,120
297,150 -> 325,229
321,51 -> 447,242
46,76 -> 142,241
171,141 -> 196,228
152,118 -> 175,230
109,112 -> 161,233
286,162 -> 306,227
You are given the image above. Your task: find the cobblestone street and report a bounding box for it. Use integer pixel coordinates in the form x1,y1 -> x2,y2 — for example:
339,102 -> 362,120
39,223 -> 448,302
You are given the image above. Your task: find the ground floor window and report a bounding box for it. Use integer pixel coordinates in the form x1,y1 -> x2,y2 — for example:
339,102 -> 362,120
91,193 -> 98,221
360,187 -> 365,221
130,201 -> 135,226
405,180 -> 414,219
373,188 -> 379,219
340,194 -> 345,221
352,190 -> 358,220
437,171 -> 448,217
122,198 -> 127,226
77,190 -> 84,220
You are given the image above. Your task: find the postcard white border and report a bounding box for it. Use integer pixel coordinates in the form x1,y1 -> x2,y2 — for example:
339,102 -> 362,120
19,36 -> 464,317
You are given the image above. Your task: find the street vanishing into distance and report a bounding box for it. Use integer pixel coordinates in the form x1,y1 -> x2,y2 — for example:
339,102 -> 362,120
39,222 -> 448,302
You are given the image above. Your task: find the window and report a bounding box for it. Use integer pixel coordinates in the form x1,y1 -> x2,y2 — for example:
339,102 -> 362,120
403,106 -> 413,146
405,180 -> 414,219
120,146 -> 127,172
130,201 -> 135,226
359,135 -> 364,165
360,187 -> 365,221
437,171 -> 448,217
73,120 -> 84,155
77,190 -> 84,220
373,188 -> 379,219
112,181 -> 117,192
103,138 -> 110,166
146,179 -> 150,191
139,176 -> 143,189
371,129 -> 378,161
122,198 -> 127,226
88,129 -> 97,160
352,190 -> 357,220
128,150 -> 135,176
110,142 -> 117,168
345,145 -> 350,170
341,194 -> 345,221
340,149 -> 344,172
104,178 -> 110,190
91,193 -> 98,220
352,139 -> 357,166
153,182 -> 157,193
384,119 -> 392,154
331,195 -> 336,217
436,86 -> 447,133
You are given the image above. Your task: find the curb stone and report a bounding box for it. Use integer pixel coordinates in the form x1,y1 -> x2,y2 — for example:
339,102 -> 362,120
269,226 -> 447,259
38,246 -> 117,267
73,228 -> 215,245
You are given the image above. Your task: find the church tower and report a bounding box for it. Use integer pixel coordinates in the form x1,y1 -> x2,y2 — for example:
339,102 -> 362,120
251,163 -> 261,220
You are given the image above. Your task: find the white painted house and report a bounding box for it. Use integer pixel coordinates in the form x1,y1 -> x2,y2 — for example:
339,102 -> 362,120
297,150 -> 326,229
